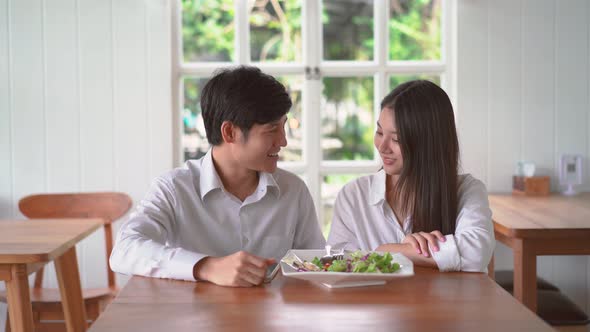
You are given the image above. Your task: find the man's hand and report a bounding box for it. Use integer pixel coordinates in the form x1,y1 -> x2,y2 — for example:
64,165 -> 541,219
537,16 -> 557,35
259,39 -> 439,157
193,251 -> 275,287
402,231 -> 446,258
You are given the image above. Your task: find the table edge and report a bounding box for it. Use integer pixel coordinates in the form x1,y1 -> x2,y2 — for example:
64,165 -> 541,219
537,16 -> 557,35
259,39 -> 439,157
0,219 -> 102,263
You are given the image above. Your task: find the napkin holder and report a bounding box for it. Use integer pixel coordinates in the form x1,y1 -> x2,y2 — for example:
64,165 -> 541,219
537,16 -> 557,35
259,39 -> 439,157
512,176 -> 550,196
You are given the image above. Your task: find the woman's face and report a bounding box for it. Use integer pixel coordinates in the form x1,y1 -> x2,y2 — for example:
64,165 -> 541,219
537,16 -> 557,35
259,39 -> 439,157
374,108 -> 403,175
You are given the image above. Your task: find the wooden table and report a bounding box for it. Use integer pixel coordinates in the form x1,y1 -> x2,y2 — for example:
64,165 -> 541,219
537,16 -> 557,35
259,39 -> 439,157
489,193 -> 590,313
0,219 -> 102,332
89,268 -> 553,332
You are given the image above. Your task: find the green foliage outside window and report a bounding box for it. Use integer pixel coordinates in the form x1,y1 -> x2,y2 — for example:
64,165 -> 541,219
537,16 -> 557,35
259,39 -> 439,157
182,0 -> 235,62
250,0 -> 302,62
390,0 -> 441,60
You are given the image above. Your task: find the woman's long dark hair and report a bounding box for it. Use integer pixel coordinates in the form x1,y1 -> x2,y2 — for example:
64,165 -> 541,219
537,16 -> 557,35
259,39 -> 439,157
381,80 -> 459,235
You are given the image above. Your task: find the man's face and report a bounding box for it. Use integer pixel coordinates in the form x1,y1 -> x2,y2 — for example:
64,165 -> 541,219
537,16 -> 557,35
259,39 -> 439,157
233,115 -> 288,173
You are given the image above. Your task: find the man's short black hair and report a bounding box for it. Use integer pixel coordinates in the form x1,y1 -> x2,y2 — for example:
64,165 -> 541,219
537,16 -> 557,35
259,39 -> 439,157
200,66 -> 292,145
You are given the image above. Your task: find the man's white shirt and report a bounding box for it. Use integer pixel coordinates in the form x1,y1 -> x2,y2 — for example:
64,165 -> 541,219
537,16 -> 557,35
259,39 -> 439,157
327,170 -> 495,272
110,149 -> 326,281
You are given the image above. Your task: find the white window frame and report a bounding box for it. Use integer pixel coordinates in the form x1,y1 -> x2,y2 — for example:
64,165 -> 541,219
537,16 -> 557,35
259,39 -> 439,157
171,0 -> 456,225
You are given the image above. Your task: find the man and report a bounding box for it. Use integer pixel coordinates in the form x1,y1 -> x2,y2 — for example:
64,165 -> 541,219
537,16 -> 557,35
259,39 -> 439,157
110,66 -> 325,287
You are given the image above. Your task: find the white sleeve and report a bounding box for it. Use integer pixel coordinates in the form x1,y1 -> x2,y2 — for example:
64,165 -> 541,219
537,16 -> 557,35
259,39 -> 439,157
431,178 -> 495,272
109,177 -> 206,281
327,187 -> 361,251
293,183 -> 326,249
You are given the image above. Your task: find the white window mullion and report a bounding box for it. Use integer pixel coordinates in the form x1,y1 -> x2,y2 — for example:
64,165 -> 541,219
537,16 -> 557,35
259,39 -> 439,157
277,161 -> 307,174
254,63 -> 305,75
375,0 -> 387,69
314,0 -> 323,67
304,78 -> 322,217
386,60 -> 445,73
321,161 -> 381,174
303,0 -> 322,222
182,63 -> 307,78
171,0 -> 183,166
374,70 -> 385,161
235,0 -> 250,64
181,62 -> 234,77
320,62 -> 378,76
374,0 -> 388,163
442,0 -> 458,109
321,62 -> 445,76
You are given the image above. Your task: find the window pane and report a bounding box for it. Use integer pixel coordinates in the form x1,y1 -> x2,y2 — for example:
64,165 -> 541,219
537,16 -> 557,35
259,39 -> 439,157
389,75 -> 441,91
277,75 -> 303,161
321,173 -> 370,237
250,0 -> 302,62
323,0 -> 374,61
321,77 -> 374,161
182,0 -> 234,62
183,78 -> 210,161
389,0 -> 441,60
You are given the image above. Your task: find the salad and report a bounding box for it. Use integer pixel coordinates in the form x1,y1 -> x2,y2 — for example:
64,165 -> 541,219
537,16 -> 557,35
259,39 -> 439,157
291,251 -> 401,273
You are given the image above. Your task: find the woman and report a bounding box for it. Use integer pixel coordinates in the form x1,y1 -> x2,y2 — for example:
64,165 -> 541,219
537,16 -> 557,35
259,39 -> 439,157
327,80 -> 494,272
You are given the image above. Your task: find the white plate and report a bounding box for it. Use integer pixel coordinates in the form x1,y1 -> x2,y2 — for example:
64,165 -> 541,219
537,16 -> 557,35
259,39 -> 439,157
280,249 -> 414,288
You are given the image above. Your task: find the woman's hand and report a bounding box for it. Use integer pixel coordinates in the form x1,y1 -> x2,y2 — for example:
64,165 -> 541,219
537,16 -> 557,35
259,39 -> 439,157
402,231 -> 446,258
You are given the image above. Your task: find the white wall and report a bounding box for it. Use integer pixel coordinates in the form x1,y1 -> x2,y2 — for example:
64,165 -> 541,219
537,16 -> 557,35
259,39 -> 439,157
0,0 -> 171,329
457,0 -> 590,315
1,0 -> 590,329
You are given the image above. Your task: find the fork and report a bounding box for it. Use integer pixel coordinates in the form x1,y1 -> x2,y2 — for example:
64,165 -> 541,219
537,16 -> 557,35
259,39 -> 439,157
320,242 -> 347,265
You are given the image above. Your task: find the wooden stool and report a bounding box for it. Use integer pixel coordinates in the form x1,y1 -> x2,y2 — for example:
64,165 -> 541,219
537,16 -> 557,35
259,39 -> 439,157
536,290 -> 589,326
494,270 -> 559,292
495,270 -> 589,328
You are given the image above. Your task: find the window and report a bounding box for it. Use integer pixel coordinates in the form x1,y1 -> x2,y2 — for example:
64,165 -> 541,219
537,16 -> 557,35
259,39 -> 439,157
173,0 -> 452,235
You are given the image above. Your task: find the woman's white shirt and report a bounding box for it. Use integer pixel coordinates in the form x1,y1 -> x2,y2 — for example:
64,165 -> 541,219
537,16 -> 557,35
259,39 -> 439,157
327,170 -> 495,272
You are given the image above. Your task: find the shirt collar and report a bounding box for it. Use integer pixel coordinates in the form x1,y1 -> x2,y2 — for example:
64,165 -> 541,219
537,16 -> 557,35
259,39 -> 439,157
253,171 -> 281,199
369,169 -> 387,206
198,149 -> 281,200
199,149 -> 224,200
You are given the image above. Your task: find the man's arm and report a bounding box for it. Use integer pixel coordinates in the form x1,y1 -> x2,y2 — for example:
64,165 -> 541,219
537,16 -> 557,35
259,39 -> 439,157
110,177 -> 275,286
109,177 -> 205,281
292,184 -> 326,249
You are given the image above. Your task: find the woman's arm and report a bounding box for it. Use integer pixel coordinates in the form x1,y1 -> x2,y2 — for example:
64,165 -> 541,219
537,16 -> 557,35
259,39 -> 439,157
377,178 -> 494,272
429,178 -> 495,272
375,242 -> 438,269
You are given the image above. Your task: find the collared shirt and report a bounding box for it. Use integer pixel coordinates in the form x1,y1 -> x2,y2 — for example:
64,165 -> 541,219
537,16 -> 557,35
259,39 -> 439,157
327,170 -> 495,272
110,149 -> 326,281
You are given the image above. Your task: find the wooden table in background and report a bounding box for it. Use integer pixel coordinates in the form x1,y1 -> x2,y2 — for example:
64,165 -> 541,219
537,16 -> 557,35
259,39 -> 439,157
89,268 -> 552,332
489,193 -> 590,313
0,219 -> 102,332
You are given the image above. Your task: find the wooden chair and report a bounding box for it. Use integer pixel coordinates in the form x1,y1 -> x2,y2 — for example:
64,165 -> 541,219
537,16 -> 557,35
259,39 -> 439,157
487,255 -> 495,280
1,192 -> 132,332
